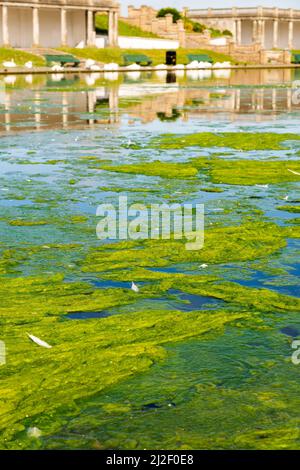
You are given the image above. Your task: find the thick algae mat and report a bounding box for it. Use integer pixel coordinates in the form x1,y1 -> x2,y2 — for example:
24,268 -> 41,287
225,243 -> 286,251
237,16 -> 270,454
0,79 -> 300,450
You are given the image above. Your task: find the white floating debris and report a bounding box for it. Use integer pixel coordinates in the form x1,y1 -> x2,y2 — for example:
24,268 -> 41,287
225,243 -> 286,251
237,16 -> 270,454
27,333 -> 52,349
255,184 -> 269,188
27,427 -> 42,439
200,264 -> 208,268
288,168 -> 300,176
131,281 -> 139,293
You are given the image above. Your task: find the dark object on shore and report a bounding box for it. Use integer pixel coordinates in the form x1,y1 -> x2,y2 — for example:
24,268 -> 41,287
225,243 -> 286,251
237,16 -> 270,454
166,50 -> 176,66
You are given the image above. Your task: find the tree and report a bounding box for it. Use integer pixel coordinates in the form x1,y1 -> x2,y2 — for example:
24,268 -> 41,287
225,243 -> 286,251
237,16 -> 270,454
157,8 -> 182,24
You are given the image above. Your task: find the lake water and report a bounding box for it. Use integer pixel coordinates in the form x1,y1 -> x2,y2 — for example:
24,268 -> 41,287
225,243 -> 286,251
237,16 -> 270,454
0,68 -> 299,450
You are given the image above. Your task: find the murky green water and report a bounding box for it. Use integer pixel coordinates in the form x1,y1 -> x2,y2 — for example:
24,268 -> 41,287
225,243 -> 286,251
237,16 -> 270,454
0,69 -> 299,449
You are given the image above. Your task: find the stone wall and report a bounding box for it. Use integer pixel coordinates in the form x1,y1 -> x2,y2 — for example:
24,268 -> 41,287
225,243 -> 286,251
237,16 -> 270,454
125,5 -> 187,45
123,6 -> 292,64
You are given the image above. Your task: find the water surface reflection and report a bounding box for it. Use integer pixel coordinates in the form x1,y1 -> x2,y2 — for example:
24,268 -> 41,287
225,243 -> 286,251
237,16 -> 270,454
0,68 -> 299,132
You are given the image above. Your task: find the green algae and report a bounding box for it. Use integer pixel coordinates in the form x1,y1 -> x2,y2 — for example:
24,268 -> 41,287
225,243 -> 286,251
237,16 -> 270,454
99,161 -> 198,179
1,84 -> 300,450
38,325 -> 300,450
8,219 -> 49,227
70,215 -> 89,224
277,205 -> 300,213
200,187 -> 224,193
99,268 -> 300,314
0,249 -> 27,274
191,158 -> 300,185
83,222 -> 288,273
0,274 -> 140,324
154,132 -> 300,151
289,218 -> 300,225
93,157 -> 300,185
0,271 -> 246,447
82,220 -> 300,315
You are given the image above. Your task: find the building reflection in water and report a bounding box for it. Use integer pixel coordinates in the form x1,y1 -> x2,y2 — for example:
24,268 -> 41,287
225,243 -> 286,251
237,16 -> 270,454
0,67 -> 299,132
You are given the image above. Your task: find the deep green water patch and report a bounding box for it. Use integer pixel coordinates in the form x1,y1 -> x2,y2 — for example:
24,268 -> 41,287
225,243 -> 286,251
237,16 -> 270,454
154,132 -> 300,151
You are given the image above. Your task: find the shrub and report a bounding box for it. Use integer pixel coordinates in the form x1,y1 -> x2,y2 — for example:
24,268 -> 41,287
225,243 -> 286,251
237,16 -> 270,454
157,8 -> 182,23
223,29 -> 233,37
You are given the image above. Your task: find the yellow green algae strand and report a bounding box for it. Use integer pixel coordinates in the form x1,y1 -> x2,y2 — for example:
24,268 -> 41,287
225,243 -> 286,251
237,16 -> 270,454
83,222 -> 291,272
153,132 -> 300,151
98,157 -> 300,185
99,161 -> 198,179
276,205 -> 300,213
0,272 -> 246,447
191,158 -> 300,185
1,219 -> 299,448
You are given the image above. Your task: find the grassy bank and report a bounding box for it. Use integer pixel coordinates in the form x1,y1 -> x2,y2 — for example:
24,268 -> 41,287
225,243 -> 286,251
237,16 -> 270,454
60,47 -> 235,65
0,46 -> 235,69
96,13 -> 160,38
0,48 -> 45,66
